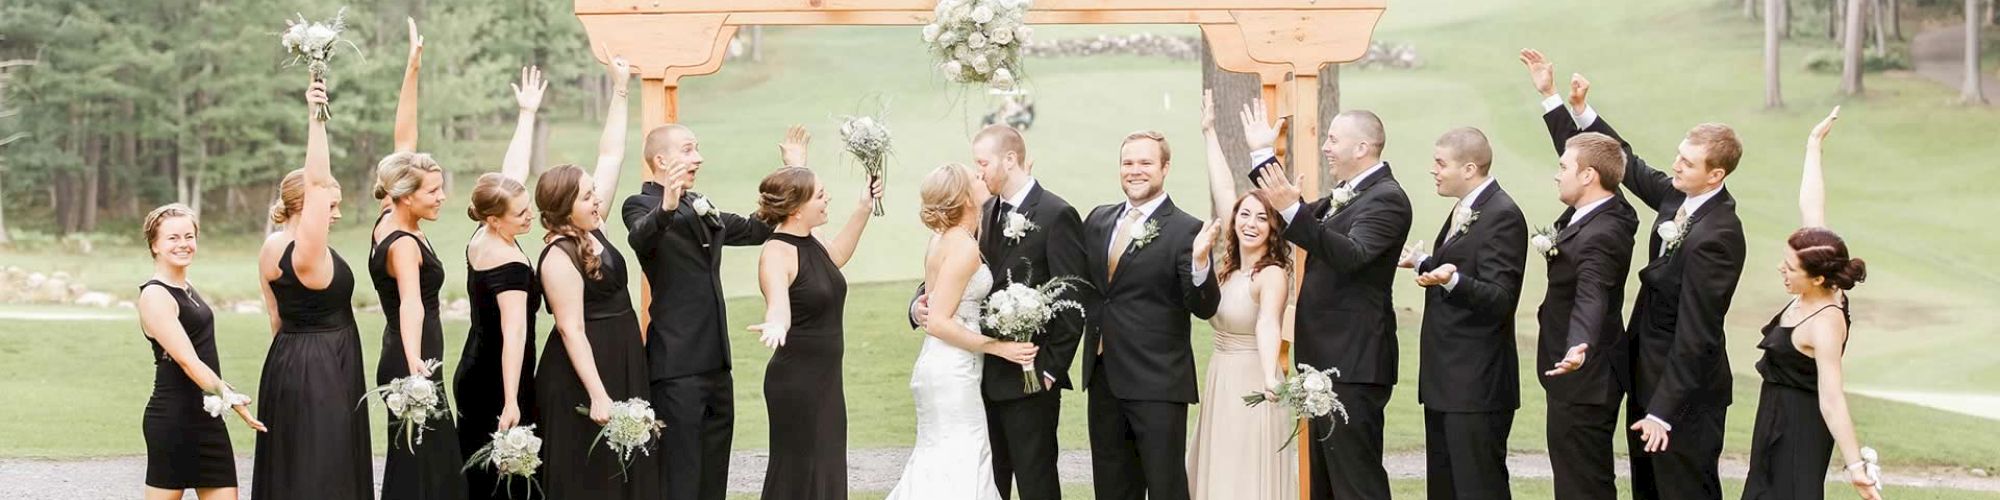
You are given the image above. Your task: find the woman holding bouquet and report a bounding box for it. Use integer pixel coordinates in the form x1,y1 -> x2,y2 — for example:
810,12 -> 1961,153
747,165 -> 884,500
251,79 -> 372,500
1741,108 -> 1880,500
138,204 -> 265,500
1183,90 -> 1299,500
455,66 -> 547,500
534,55 -> 660,499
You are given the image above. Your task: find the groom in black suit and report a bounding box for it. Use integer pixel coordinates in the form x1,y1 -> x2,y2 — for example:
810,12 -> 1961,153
1250,109 -> 1412,500
1080,130 -> 1219,500
907,125 -> 1090,500
622,124 -> 776,500
1544,69 -> 1748,500
1400,127 -> 1527,500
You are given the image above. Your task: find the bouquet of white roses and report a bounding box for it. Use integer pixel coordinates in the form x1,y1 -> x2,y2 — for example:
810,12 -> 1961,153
578,398 -> 666,480
364,358 -> 450,448
981,276 -> 1086,393
279,7 -> 360,121
1243,363 -> 1351,450
838,113 -> 893,216
923,0 -> 1033,91
463,425 -> 544,498
201,383 -> 252,418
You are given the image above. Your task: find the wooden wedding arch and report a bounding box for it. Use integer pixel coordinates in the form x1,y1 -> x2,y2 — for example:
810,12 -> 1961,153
575,0 -> 1387,493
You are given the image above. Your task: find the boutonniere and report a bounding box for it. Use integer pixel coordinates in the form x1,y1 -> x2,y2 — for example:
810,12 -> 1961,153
1530,226 -> 1559,259
1129,220 -> 1161,250
1324,185 -> 1359,220
1002,211 -> 1038,243
1450,205 -> 1481,239
689,195 -> 719,219
1657,212 -> 1689,256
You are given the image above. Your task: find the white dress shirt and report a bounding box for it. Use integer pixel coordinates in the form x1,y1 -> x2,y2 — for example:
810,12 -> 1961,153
998,178 -> 1037,214
1569,193 -> 1616,224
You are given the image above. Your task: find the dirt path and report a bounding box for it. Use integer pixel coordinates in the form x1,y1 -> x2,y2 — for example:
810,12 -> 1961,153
1910,25 -> 2000,99
6,449 -> 1995,498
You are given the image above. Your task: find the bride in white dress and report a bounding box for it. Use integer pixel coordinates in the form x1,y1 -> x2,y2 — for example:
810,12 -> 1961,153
888,163 -> 1042,500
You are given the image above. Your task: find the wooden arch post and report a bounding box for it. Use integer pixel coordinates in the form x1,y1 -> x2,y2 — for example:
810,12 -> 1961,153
576,0 -> 1385,495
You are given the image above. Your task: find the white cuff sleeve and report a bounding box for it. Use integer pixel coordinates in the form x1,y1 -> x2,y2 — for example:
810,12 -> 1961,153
1645,414 -> 1674,432
1250,147 -> 1276,169
1539,94 -> 1564,113
1191,257 -> 1213,287
1442,271 -> 1461,292
1280,202 -> 1303,224
1575,105 -> 1600,129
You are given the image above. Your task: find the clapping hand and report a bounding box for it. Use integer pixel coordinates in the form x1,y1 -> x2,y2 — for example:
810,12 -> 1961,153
1630,418 -> 1670,453
749,322 -> 789,349
1519,48 -> 1556,98
1810,106 -> 1841,143
1397,240 -> 1429,269
1414,263 -> 1456,288
779,125 -> 811,168
1248,162 -> 1303,214
1192,218 -> 1220,264
513,66 -> 548,113
1545,343 -> 1589,376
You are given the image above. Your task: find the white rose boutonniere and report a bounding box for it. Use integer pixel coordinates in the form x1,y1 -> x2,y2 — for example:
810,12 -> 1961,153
1129,220 -> 1161,250
1003,211 -> 1038,243
1450,205 -> 1481,239
1530,226 -> 1559,259
1325,185 -> 1359,220
690,195 -> 719,218
1657,218 -> 1687,256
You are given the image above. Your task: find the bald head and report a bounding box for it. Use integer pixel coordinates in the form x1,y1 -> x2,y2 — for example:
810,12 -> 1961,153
644,124 -> 696,170
1434,127 -> 1493,175
1320,109 -> 1388,177
1332,110 -> 1387,150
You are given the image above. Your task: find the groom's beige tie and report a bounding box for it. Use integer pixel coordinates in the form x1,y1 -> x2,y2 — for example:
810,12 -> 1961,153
1107,208 -> 1145,281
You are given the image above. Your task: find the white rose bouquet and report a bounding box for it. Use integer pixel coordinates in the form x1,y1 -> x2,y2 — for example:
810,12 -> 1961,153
578,398 -> 666,480
924,0 -> 1033,91
201,383 -> 252,418
1244,363 -> 1351,450
364,358 -> 451,448
463,425 -> 544,498
278,8 -> 361,121
838,112 -> 894,216
981,276 -> 1087,393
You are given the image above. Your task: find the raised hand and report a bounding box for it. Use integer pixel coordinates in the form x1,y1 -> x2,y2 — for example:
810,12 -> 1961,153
1520,48 -> 1556,98
1201,89 -> 1217,133
1239,98 -> 1283,151
1397,240 -> 1429,269
513,66 -> 548,113
779,125 -> 811,168
1630,418 -> 1670,453
406,17 -> 424,58
600,47 -> 632,94
305,80 -> 330,116
1248,162 -> 1303,211
1810,106 -> 1841,143
658,159 -> 695,209
859,175 -> 885,212
1545,343 -> 1589,376
1568,73 -> 1592,111
1192,218 -> 1220,264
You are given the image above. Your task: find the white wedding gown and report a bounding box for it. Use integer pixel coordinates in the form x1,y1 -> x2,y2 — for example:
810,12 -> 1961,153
886,266 -> 1004,500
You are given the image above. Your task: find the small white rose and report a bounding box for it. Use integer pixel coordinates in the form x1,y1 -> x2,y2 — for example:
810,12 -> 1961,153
989,26 -> 1015,45
970,54 -> 993,75
941,61 -> 964,82
1014,26 -> 1034,44
937,29 -> 959,46
1657,220 -> 1682,246
1531,234 -> 1556,258
967,32 -> 988,49
970,5 -> 996,24
1002,211 -> 1037,241
922,23 -> 942,43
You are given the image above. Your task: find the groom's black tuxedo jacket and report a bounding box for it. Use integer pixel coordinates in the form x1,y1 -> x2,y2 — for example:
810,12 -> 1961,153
623,182 -> 773,381
1414,183 -> 1528,413
1079,196 -> 1219,404
1544,109 -> 1746,422
1532,188 -> 1640,407
1284,166 -> 1413,387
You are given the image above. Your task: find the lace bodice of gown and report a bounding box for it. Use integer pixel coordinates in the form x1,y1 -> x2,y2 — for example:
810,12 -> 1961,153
954,266 -> 994,332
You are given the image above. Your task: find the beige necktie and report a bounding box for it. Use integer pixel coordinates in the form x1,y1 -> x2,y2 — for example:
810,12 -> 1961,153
1107,208 -> 1146,280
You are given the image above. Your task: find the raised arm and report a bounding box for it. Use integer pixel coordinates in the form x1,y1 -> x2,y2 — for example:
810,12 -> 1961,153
501,66 -> 547,184
1801,107 -> 1839,229
1200,90 -> 1236,220
824,176 -> 884,267
589,56 -> 633,218
140,286 -> 265,431
750,241 -> 800,349
392,18 -> 423,153
541,246 -> 615,424
293,81 -> 338,287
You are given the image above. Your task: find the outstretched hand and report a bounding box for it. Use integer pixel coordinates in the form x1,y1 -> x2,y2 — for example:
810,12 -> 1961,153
1414,263 -> 1456,288
1545,343 -> 1589,376
779,125 -> 811,168
513,66 -> 548,113
750,322 -> 789,349
1239,98 -> 1284,152
1519,48 -> 1556,98
1397,241 -> 1429,269
1631,418 -> 1670,453
233,402 -> 268,432
1810,106 -> 1841,143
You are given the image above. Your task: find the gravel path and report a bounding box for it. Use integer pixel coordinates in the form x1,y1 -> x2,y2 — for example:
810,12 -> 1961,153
1910,25 -> 2000,99
7,449 -> 1995,498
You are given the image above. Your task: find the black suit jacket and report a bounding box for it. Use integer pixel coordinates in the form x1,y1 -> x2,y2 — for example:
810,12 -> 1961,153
1532,190 -> 1640,406
1078,196 -> 1220,403
978,184 -> 1093,398
1284,166 -> 1414,387
622,182 -> 773,380
1415,183 -> 1528,413
1545,109 -> 1746,422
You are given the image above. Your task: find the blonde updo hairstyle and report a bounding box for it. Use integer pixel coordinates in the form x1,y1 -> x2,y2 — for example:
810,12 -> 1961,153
467,173 -> 528,223
919,162 -> 980,233
269,168 -> 341,225
373,151 -> 443,201
142,203 -> 199,257
752,167 -> 818,226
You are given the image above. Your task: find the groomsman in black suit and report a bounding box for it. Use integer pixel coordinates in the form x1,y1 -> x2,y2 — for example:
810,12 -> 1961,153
907,125 -> 1090,499
1248,107 -> 1413,500
1397,127 -> 1527,500
622,124 -> 779,500
1537,56 -> 1749,500
1080,130 -> 1219,500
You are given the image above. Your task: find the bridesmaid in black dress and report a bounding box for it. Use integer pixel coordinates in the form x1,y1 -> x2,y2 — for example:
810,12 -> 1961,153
138,204 -> 263,500
371,154 -> 467,499
1742,109 -> 1879,500
252,80 -> 372,500
533,54 -> 659,499
455,66 -> 547,500
747,167 -> 883,500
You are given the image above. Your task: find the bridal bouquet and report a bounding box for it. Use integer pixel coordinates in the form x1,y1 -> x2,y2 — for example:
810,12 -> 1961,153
838,113 -> 893,216
981,276 -> 1086,393
1243,363 -> 1351,450
463,425 -> 544,498
578,398 -> 666,480
923,0 -> 1033,91
201,383 -> 252,418
365,358 -> 450,448
279,7 -> 361,121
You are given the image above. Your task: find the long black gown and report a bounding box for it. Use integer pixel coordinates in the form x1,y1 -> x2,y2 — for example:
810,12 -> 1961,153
1742,298 -> 1850,500
139,280 -> 236,490
252,242 -> 372,499
370,228 -> 468,500
455,238 -> 542,500
535,230 -> 660,498
760,232 -> 849,500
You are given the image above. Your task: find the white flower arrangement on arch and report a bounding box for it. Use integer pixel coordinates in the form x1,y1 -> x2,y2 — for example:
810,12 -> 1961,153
924,0 -> 1033,92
